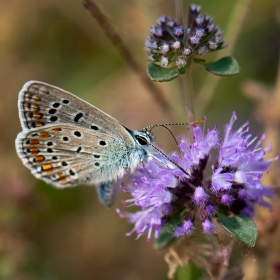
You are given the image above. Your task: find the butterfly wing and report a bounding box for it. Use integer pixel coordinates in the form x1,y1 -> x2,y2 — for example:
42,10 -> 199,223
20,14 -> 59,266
16,123 -> 134,185
17,80 -> 134,143
16,81 -> 140,205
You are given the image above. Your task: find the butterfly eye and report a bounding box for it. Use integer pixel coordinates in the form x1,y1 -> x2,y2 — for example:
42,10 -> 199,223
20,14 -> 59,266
135,135 -> 148,146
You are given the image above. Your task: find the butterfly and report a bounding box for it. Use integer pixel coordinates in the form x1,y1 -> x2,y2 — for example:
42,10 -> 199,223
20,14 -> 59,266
15,81 -> 156,207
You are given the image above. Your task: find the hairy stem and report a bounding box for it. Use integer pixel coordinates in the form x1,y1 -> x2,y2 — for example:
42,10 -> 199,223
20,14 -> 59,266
184,63 -> 195,123
175,1 -> 195,125
83,0 -> 173,119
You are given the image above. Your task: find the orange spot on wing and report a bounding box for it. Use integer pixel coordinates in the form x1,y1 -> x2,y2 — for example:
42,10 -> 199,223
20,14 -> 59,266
52,127 -> 62,132
33,113 -> 42,119
43,164 -> 53,173
35,155 -> 45,163
36,122 -> 43,127
32,104 -> 40,111
39,131 -> 50,138
57,173 -> 67,183
34,96 -> 41,101
30,147 -> 39,155
60,177 -> 67,183
30,139 -> 39,145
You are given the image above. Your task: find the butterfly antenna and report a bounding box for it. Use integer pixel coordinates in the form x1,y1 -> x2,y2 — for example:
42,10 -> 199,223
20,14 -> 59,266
151,124 -> 186,168
149,143 -> 190,176
143,120 -> 204,131
151,125 -> 179,145
148,122 -> 205,169
143,121 -> 205,177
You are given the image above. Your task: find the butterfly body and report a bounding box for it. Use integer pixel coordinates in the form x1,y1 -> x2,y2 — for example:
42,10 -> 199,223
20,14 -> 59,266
16,81 -> 154,206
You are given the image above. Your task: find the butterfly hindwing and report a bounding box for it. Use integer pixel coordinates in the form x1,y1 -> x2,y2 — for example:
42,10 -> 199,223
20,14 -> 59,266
16,123 -> 134,188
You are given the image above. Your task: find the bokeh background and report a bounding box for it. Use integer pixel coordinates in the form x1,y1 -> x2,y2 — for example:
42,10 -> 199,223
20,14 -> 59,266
1,0 -> 280,279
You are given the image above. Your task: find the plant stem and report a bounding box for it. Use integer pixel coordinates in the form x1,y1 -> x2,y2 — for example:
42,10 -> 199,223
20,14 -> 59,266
175,0 -> 195,124
184,63 -> 195,123
195,0 -> 254,116
83,0 -> 173,120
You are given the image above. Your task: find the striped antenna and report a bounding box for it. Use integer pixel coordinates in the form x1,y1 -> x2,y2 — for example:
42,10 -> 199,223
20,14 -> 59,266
142,120 -> 205,131
142,120 -> 205,177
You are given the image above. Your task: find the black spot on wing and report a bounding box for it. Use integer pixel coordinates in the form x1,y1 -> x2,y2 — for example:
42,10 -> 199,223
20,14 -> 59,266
74,113 -> 83,122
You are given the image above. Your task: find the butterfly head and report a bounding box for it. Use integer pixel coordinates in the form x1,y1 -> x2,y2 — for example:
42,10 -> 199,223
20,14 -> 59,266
131,129 -> 155,147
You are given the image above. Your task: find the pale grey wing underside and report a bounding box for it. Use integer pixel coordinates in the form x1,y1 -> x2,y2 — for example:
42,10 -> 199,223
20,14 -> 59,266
17,80 -> 135,147
15,124 -> 133,187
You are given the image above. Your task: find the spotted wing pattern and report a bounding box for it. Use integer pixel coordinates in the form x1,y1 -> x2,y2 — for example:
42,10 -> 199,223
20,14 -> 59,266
17,81 -> 134,142
16,81 -> 136,188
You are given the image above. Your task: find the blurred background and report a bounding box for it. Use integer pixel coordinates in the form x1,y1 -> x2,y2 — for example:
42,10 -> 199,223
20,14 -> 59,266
1,0 -> 280,279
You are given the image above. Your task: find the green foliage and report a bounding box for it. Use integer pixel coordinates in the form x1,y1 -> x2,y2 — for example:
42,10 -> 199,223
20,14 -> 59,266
217,214 -> 258,247
147,56 -> 239,83
155,225 -> 177,250
174,262 -> 204,280
147,63 -> 179,82
203,56 -> 240,76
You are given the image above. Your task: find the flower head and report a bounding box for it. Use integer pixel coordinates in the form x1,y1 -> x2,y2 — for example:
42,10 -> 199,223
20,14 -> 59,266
145,5 -> 225,69
117,113 -> 277,241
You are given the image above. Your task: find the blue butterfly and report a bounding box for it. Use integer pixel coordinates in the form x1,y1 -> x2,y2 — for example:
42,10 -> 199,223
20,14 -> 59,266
16,81 -> 155,206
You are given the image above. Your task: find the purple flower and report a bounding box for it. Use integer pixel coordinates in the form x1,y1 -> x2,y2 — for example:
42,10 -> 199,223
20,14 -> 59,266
193,187 -> 209,205
205,204 -> 217,216
174,220 -> 195,237
212,167 -> 234,191
202,219 -> 215,234
145,5 -> 226,69
117,113 -> 277,241
220,194 -> 235,206
117,204 -> 173,241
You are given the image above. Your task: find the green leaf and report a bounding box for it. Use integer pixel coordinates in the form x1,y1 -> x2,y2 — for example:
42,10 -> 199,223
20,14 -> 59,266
155,223 -> 177,249
217,214 -> 258,247
147,63 -> 179,82
174,262 -> 204,280
205,56 -> 240,76
178,67 -> 186,74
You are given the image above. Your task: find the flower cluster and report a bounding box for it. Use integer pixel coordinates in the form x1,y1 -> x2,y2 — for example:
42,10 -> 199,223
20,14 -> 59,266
117,113 -> 277,241
145,4 -> 226,69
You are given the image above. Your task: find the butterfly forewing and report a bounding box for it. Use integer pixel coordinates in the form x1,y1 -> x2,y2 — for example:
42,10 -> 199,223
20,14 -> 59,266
16,124 -> 134,187
18,81 -> 135,145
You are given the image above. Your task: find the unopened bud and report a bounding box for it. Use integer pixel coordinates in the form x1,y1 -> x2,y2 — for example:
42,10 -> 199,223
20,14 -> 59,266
182,47 -> 192,56
176,56 -> 187,69
160,56 -> 169,67
172,41 -> 181,50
